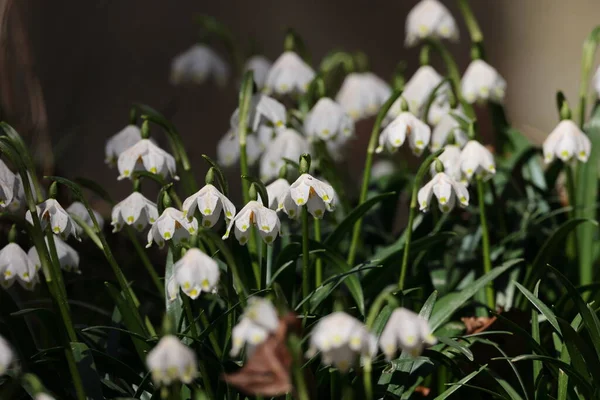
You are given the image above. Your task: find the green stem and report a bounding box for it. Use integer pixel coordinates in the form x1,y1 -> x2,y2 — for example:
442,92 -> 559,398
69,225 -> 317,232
238,71 -> 254,204
477,177 -> 495,310
576,26 -> 600,128
347,90 -> 402,266
200,312 -> 223,359
365,286 -> 399,328
250,227 -> 261,290
302,208 -> 311,313
456,0 -> 484,46
289,334 -> 309,400
363,359 -> 373,400
125,227 -> 164,296
266,244 -> 274,286
314,218 -> 322,287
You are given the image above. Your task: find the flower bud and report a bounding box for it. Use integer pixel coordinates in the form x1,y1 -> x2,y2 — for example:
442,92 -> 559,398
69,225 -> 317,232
299,154 -> 311,174
141,120 -> 150,139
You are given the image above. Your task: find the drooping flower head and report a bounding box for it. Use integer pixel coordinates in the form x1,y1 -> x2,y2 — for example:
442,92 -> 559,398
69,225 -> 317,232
230,297 -> 279,357
182,184 -> 236,228
260,178 -> 290,212
461,60 -> 506,104
304,98 -> 354,142
105,125 -> 142,165
387,66 -> 447,120
379,307 -> 437,359
458,140 -> 496,182
230,94 -> 288,135
67,202 -> 104,231
405,0 -> 458,46
429,144 -> 462,181
170,44 -> 229,86
223,201 -> 280,245
0,159 -> 22,211
376,112 -> 431,155
26,199 -> 81,240
146,335 -> 198,386
335,73 -> 392,121
283,174 -> 335,219
0,334 -> 15,376
111,192 -> 158,233
146,208 -> 198,248
244,55 -> 272,90
264,51 -> 315,95
28,237 -> 80,274
167,248 -> 220,301
430,112 -> 469,151
418,171 -> 469,212
217,130 -> 262,167
543,120 -> 591,164
306,311 -> 376,372
117,139 -> 178,181
260,128 -> 310,182
0,243 -> 39,290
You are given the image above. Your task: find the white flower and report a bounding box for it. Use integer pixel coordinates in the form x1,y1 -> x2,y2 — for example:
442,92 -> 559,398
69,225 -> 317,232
543,120 -> 591,164
182,184 -> 236,228
26,199 -> 81,240
168,248 -> 219,301
146,208 -> 198,248
430,112 -> 469,151
458,140 -> 496,182
111,192 -> 158,233
0,159 -> 20,211
388,66 -> 447,119
244,55 -> 272,89
0,335 -> 14,376
376,112 -> 431,155
429,145 -> 462,181
260,128 -> 310,182
461,60 -> 506,104
217,130 -> 262,167
0,243 -> 38,290
304,98 -> 354,141
336,72 -> 392,121
306,311 -> 376,372
405,0 -> 458,46
146,335 -> 197,386
230,94 -> 287,135
427,99 -> 452,126
379,308 -> 437,359
67,202 -> 104,231
170,44 -> 229,86
284,174 -> 335,219
223,201 -> 280,245
28,237 -> 80,274
35,394 -> 56,400
257,178 -> 290,212
594,66 -> 600,98
371,160 -> 396,180
230,297 -> 279,357
117,139 -> 178,181
264,51 -> 315,95
418,172 -> 469,212
105,125 -> 142,165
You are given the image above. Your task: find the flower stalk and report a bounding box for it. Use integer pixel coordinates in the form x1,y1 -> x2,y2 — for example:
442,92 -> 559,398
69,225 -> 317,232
476,176 -> 495,309
577,26 -> 600,128
238,71 -> 255,205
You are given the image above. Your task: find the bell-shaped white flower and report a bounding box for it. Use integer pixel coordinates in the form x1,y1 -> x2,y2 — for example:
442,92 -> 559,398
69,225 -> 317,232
244,55 -> 272,90
67,202 -> 104,231
376,112 -> 431,155
430,112 -> 469,151
418,172 -> 469,212
223,201 -> 280,245
0,335 -> 14,376
264,51 -> 315,95
230,297 -> 279,357
458,140 -> 496,182
260,178 -> 290,212
371,160 -> 397,180
0,243 -> 38,290
594,66 -> 600,98
105,125 -> 142,165
146,208 -> 198,248
231,94 -> 288,135
405,0 -> 458,46
217,130 -> 262,167
28,237 -> 80,274
284,174 -> 335,219
170,44 -> 229,86
260,128 -> 310,182
427,99 -> 452,126
111,192 -> 158,233
543,120 -> 591,164
168,248 -> 219,301
26,199 -> 81,240
336,72 -> 392,121
117,139 -> 178,181
182,184 -> 236,228
379,307 -> 437,359
0,159 -> 21,211
306,311 -> 376,372
388,66 -> 447,119
461,60 -> 506,104
35,393 -> 56,400
146,335 -> 198,386
304,98 -> 354,141
429,145 -> 462,181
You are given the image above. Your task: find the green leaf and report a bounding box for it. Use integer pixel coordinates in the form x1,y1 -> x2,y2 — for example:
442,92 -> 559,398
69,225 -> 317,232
557,317 -> 600,385
514,281 -> 561,334
324,192 -> 396,248
71,341 -> 104,399
434,364 -> 487,399
419,290 -> 438,319
75,177 -> 115,205
429,259 -> 522,331
437,336 -> 474,361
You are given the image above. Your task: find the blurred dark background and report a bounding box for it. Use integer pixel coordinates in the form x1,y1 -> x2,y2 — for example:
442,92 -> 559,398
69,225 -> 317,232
1,0 -> 599,212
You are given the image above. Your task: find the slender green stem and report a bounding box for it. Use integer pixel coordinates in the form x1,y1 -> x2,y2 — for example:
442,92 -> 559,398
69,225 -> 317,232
314,218 -> 322,287
457,0 -> 484,45
125,227 -> 163,296
365,286 -> 398,328
289,334 -> 309,400
238,71 -> 254,204
266,244 -> 274,286
476,177 -> 495,310
363,359 -> 373,400
347,90 -> 402,266
301,208 -> 310,313
200,312 -> 222,359
250,228 -> 261,290
576,26 -> 600,128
